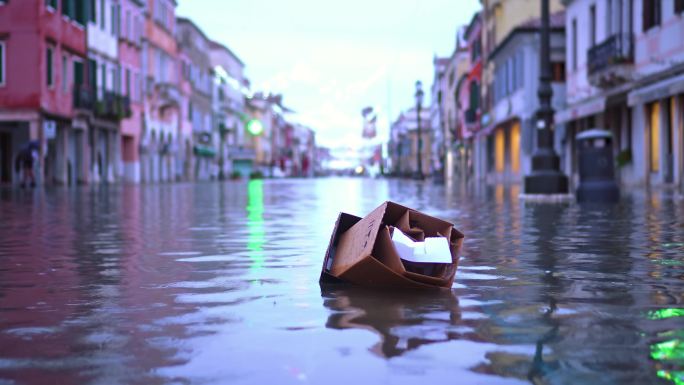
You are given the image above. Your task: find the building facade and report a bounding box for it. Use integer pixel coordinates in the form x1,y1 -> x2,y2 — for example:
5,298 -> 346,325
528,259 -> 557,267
430,56 -> 449,181
0,0 -> 88,186
142,0 -> 180,183
476,13 -> 566,184
176,17 -> 213,180
441,39 -> 471,183
210,40 -> 248,178
559,0 -> 684,192
389,107 -> 433,177
118,0 -> 146,183
455,12 -> 483,183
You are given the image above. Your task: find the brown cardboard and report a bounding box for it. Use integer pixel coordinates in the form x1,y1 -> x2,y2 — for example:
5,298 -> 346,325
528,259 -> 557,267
320,201 -> 464,289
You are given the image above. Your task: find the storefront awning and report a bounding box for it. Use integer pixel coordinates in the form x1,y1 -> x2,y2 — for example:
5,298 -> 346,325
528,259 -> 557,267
628,74 -> 684,106
193,145 -> 216,157
555,96 -> 606,124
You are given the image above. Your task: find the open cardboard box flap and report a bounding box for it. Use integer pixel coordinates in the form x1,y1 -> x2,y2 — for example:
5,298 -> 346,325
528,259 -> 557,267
319,201 -> 464,289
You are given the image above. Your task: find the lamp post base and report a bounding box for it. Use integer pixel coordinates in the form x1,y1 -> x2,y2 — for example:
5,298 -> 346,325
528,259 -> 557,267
524,171 -> 568,194
413,172 -> 424,181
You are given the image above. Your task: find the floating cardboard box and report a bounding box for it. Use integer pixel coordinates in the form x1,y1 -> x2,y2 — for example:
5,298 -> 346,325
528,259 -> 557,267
320,201 -> 464,289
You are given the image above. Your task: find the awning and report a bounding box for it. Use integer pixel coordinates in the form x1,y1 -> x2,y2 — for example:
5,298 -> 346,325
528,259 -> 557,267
193,145 -> 216,157
555,96 -> 606,124
628,74 -> 684,106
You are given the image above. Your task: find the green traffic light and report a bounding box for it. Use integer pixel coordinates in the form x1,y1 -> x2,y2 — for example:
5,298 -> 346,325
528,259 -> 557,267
247,119 -> 264,136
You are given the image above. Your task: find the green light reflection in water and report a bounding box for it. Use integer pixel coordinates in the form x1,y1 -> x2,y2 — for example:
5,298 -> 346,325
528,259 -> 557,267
247,179 -> 265,272
651,339 -> 684,361
648,308 -> 684,320
657,371 -> 684,385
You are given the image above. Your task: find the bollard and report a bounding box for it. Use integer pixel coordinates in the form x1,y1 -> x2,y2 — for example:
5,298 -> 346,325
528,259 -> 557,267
576,129 -> 620,203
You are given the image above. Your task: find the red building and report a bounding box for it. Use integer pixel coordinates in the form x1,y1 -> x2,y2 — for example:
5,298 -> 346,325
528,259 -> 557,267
0,0 -> 89,186
455,12 -> 483,179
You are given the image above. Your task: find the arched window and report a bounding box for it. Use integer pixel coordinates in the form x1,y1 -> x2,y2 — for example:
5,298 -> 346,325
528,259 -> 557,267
469,81 -> 479,111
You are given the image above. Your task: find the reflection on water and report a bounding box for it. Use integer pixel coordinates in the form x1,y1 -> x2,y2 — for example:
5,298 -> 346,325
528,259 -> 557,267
247,179 -> 265,272
321,286 -> 462,358
0,178 -> 683,385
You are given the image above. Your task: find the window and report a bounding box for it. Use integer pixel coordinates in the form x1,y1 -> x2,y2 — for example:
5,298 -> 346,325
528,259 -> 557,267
99,0 -> 105,30
62,54 -> 68,92
469,82 -> 479,111
62,0 -> 71,18
552,62 -> 566,82
649,101 -> 660,172
86,59 -> 96,93
100,63 -> 106,93
110,3 -> 117,36
46,0 -> 57,10
46,47 -> 54,87
73,60 -> 83,86
89,0 -> 96,22
572,18 -> 577,70
589,4 -> 596,46
125,68 -> 131,96
0,41 -> 5,86
74,0 -> 85,25
643,0 -> 662,31
126,10 -> 132,40
134,73 -> 141,102
675,0 -> 683,13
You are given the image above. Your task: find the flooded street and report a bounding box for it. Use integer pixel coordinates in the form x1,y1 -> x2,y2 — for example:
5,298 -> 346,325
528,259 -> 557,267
0,178 -> 683,385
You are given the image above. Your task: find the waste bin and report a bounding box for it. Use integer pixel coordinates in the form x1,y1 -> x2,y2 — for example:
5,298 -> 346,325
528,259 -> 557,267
576,129 -> 620,203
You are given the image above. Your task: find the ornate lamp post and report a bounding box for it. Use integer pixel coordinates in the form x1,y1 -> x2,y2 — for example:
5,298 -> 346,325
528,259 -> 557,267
415,80 -> 424,180
524,0 -> 569,194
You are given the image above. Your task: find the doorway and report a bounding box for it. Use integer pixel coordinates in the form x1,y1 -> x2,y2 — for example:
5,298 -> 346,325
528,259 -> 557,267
0,133 -> 11,184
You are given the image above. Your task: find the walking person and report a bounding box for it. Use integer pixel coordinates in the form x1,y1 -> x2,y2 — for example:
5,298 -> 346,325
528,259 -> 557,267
15,142 -> 38,188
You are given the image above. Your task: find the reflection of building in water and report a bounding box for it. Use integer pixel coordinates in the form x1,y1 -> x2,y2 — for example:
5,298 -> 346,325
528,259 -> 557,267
321,286 -> 461,358
247,179 -> 265,271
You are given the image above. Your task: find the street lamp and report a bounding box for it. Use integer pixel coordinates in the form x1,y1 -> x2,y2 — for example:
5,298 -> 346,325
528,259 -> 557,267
415,80 -> 424,180
523,0 -> 569,194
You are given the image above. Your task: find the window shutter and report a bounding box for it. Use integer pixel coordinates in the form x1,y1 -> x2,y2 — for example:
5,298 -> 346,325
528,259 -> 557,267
643,0 -> 649,31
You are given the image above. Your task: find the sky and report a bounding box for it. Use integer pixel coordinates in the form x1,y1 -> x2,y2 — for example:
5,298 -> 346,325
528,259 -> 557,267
177,0 -> 480,148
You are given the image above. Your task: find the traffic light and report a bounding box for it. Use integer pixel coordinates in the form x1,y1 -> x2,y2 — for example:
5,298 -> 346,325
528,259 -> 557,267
246,119 -> 264,136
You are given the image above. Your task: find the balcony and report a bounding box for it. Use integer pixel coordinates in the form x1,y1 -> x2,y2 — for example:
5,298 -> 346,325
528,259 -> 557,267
94,92 -> 132,121
73,85 -> 94,111
587,33 -> 634,88
155,82 -> 182,109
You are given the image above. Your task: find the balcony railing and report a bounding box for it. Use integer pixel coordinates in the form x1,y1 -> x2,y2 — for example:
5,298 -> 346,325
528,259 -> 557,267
73,84 -> 94,110
74,86 -> 132,120
588,33 -> 634,76
94,91 -> 132,120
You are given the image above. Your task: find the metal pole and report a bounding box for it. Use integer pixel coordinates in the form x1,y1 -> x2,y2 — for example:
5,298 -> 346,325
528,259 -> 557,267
523,0 -> 569,194
417,103 -> 423,179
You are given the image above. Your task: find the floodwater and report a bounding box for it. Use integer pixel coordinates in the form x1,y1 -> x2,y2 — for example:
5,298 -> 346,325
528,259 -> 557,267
0,178 -> 683,385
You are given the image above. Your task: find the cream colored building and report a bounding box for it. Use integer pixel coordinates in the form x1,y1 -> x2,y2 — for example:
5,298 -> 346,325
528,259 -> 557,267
441,37 -> 470,183
480,0 -> 564,123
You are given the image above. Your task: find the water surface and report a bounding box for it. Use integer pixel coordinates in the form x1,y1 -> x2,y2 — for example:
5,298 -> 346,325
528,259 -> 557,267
0,178 -> 683,385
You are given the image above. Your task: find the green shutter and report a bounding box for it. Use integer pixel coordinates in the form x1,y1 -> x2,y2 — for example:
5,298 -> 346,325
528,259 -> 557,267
46,48 -> 53,86
0,43 -> 4,85
74,61 -> 84,85
90,0 -> 96,22
88,59 -> 97,89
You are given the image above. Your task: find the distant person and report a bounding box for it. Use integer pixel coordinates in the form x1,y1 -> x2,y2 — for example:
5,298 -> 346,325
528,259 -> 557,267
15,145 -> 37,188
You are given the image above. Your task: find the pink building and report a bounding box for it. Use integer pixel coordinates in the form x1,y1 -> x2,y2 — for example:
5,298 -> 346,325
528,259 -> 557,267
141,0 -> 180,183
0,0 -> 88,186
118,0 -> 145,183
455,12 -> 483,180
